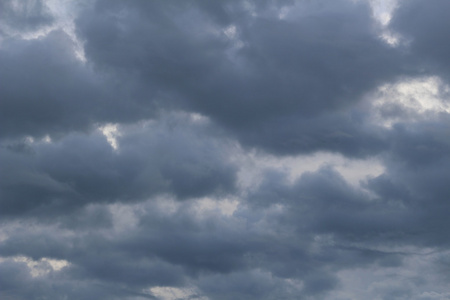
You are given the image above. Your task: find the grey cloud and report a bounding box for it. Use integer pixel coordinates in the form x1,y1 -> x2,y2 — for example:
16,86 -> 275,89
247,167 -> 407,245
0,0 -> 54,34
0,30 -> 104,139
243,137 -> 450,252
75,0 -> 409,156
0,114 -> 237,218
0,258 -> 157,300
0,160 -> 445,300
0,198 -> 349,299
390,0 -> 450,79
0,29 -> 163,140
3,0 -> 450,299
197,270 -> 304,300
234,110 -> 389,157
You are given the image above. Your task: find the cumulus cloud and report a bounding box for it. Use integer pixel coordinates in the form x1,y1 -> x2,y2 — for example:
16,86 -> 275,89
2,0 -> 450,299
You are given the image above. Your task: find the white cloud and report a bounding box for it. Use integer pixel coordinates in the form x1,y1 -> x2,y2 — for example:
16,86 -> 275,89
235,150 -> 384,190
370,76 -> 450,127
148,286 -> 208,300
12,255 -> 70,277
99,123 -> 121,150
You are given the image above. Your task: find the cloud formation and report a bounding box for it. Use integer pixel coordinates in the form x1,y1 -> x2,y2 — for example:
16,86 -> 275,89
2,0 -> 450,299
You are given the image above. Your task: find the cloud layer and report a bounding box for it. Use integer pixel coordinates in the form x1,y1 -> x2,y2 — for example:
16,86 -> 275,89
2,0 -> 450,299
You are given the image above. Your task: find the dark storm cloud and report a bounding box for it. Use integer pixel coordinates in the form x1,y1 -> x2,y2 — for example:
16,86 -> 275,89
3,0 -> 450,299
0,114 -> 236,218
0,257 -> 160,300
75,0 -> 410,156
0,160 -> 446,300
0,29 -> 166,140
390,0 -> 450,79
0,30 -> 105,139
235,110 -> 389,156
242,119 -> 450,251
247,166 -> 408,245
0,195 -> 365,299
363,121 -> 450,248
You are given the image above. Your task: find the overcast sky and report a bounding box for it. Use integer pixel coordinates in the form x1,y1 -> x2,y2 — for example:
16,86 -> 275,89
2,0 -> 450,299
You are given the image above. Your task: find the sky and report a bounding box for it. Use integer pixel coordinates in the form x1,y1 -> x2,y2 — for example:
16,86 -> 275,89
1,0 -> 450,299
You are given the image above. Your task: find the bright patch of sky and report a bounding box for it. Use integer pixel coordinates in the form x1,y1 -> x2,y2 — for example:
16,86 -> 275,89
12,256 -> 70,277
371,76 -> 450,128
235,150 -> 385,190
99,123 -> 121,150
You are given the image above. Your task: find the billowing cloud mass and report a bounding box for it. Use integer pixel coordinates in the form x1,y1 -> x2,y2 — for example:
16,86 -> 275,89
2,0 -> 450,299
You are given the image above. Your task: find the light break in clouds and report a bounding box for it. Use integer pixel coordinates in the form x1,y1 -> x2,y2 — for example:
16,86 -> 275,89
2,0 -> 450,299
